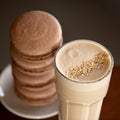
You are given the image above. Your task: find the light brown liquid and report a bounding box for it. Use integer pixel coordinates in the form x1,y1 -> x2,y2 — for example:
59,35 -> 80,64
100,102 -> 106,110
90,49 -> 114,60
55,40 -> 113,120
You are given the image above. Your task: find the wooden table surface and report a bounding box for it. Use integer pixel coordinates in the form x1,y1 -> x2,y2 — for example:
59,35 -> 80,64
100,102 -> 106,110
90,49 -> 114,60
0,66 -> 120,120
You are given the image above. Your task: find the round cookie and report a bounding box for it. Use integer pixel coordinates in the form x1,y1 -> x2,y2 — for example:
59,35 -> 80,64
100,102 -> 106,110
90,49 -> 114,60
10,10 -> 62,57
10,45 -> 54,70
15,82 -> 57,106
15,90 -> 57,106
12,63 -> 55,86
15,81 -> 56,99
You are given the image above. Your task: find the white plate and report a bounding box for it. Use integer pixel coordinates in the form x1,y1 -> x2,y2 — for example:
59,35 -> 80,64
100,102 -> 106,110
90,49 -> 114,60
0,64 -> 58,119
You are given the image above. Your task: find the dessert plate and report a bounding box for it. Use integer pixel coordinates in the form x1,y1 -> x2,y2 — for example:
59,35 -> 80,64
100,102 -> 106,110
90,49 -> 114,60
0,64 -> 58,119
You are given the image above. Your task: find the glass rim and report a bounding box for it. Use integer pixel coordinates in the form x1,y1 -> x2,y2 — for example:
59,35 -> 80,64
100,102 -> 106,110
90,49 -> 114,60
55,39 -> 114,84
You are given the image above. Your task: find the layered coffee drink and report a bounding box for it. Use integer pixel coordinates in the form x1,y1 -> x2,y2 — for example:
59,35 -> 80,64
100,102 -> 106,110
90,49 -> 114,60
55,40 -> 114,120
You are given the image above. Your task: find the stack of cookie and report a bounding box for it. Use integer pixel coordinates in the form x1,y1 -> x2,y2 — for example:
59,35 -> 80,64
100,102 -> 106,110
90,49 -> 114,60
9,11 -> 63,105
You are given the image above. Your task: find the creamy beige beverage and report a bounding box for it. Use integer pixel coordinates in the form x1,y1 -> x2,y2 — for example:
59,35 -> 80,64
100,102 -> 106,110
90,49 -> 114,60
55,40 -> 114,120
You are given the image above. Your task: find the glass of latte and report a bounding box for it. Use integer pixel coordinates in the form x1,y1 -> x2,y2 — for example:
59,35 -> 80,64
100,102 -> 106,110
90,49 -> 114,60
55,39 -> 114,120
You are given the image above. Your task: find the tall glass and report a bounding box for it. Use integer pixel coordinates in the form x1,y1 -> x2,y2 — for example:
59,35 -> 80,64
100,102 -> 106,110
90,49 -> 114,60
55,40 -> 114,120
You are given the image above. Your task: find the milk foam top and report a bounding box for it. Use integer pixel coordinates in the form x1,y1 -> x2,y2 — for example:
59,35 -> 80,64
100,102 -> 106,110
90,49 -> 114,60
55,40 -> 113,82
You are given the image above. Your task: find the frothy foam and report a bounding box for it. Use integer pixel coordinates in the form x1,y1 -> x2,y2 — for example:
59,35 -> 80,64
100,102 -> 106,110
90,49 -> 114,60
56,40 -> 111,82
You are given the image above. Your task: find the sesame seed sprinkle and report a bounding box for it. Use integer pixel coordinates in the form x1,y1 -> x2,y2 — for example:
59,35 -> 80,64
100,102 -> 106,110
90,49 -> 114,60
66,51 -> 109,79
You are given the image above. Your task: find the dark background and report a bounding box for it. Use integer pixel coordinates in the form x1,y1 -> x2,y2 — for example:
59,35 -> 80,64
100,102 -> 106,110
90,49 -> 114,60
0,0 -> 120,70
